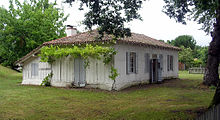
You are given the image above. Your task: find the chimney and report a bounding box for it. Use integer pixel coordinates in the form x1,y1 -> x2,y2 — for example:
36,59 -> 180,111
66,25 -> 77,36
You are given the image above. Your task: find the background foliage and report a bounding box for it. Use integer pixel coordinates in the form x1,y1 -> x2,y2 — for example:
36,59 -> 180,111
0,0 -> 68,67
168,35 -> 208,69
163,0 -> 218,33
178,46 -> 194,69
167,35 -> 196,50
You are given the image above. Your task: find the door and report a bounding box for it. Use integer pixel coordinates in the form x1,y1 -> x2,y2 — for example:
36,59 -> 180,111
158,55 -> 163,82
74,58 -> 86,87
150,59 -> 158,83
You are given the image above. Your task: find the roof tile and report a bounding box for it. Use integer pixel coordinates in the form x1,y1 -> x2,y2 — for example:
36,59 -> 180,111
15,30 -> 180,65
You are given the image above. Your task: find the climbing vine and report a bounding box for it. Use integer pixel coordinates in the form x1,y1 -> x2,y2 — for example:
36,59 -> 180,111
39,44 -> 119,80
109,67 -> 119,81
41,72 -> 53,86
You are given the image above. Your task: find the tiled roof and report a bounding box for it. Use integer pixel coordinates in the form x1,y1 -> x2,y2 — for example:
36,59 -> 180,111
15,30 -> 180,65
43,30 -> 113,45
43,30 -> 180,50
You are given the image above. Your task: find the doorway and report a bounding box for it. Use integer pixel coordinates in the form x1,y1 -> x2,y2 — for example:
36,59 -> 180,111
74,58 -> 86,87
150,58 -> 163,83
150,59 -> 158,83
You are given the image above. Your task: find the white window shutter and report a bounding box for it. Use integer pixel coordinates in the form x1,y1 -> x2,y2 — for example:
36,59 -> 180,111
31,64 -> 34,77
126,52 -> 130,74
145,53 -> 150,73
144,53 -> 147,73
159,54 -> 163,70
36,63 -> 39,76
135,53 -> 138,74
31,63 -> 39,77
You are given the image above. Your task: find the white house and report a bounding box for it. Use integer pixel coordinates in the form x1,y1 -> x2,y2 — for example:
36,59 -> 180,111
15,27 -> 180,91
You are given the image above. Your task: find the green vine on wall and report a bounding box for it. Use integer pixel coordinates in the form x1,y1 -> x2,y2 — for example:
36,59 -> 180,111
41,72 -> 53,86
39,44 -> 119,80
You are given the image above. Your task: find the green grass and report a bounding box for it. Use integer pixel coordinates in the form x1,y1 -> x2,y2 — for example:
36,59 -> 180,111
0,67 -> 215,120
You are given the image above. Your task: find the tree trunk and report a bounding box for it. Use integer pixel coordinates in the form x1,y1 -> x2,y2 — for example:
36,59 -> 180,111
203,49 -> 219,86
208,3 -> 220,107
203,6 -> 220,86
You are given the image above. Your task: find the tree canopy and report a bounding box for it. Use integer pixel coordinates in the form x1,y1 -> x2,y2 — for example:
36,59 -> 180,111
64,0 -> 219,37
178,46 -> 194,69
65,0 -> 143,38
0,0 -> 68,67
168,35 -> 208,68
168,35 -> 196,50
163,0 -> 218,33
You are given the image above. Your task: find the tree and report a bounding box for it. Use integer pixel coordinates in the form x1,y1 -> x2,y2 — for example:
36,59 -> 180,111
169,35 -> 196,50
163,0 -> 220,106
163,0 -> 220,86
164,0 -> 220,107
196,46 -> 208,66
65,0 -> 143,38
179,46 -> 194,69
0,0 -> 68,67
193,45 -> 202,60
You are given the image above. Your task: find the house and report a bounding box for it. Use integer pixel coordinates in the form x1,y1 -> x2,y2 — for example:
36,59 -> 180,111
15,26 -> 181,91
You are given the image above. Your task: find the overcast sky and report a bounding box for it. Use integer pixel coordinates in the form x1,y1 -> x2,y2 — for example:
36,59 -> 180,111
0,0 -> 212,46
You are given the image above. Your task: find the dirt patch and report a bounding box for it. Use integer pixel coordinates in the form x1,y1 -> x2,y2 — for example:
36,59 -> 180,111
197,83 -> 209,90
121,78 -> 181,92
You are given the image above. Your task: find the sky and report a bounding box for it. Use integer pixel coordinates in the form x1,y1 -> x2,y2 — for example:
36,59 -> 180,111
0,0 -> 212,46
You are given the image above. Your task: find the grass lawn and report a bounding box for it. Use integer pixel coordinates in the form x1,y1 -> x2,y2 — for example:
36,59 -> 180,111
0,66 -> 215,120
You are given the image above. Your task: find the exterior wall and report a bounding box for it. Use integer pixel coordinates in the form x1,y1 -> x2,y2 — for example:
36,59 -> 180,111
22,57 -> 51,85
21,44 -> 178,91
50,56 -> 113,90
113,44 -> 178,90
86,58 -> 113,90
51,57 -> 75,87
22,56 -> 113,90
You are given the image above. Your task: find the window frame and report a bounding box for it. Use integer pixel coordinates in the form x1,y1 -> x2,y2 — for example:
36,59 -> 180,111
126,52 -> 138,74
167,55 -> 174,71
170,55 -> 173,71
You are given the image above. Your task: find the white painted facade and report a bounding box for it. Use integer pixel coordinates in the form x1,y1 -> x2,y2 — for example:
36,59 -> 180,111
22,57 -> 51,85
21,43 -> 178,91
113,44 -> 178,90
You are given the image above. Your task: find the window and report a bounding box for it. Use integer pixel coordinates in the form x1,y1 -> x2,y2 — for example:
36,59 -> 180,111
31,63 -> 39,76
145,53 -> 150,73
170,55 -> 173,71
167,55 -> 173,71
167,55 -> 170,71
126,52 -> 137,74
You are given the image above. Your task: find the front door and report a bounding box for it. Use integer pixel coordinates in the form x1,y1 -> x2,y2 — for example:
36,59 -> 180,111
150,59 -> 158,83
158,55 -> 163,82
150,58 -> 163,83
74,58 -> 86,87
